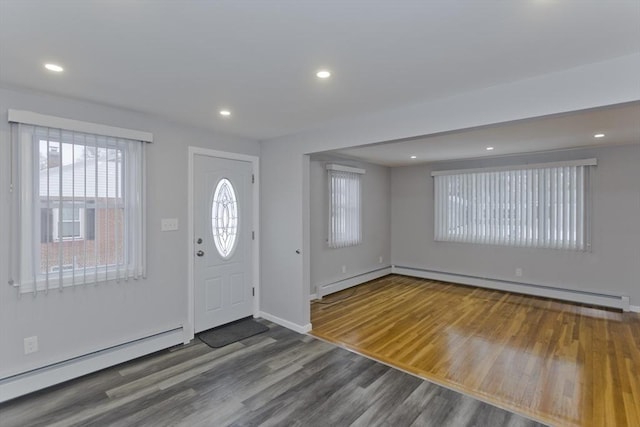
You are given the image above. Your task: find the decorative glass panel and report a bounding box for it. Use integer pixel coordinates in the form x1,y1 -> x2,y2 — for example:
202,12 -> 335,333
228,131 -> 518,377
211,178 -> 239,258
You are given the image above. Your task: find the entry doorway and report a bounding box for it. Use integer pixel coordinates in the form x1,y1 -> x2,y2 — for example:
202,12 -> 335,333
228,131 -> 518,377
188,147 -> 260,337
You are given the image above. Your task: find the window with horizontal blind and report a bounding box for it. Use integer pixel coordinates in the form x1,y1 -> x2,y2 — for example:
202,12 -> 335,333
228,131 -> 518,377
432,160 -> 596,251
8,111 -> 150,293
327,164 -> 365,248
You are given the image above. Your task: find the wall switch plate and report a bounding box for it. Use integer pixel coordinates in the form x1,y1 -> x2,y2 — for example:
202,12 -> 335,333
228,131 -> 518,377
341,265 -> 347,274
379,256 -> 383,264
24,336 -> 38,354
161,218 -> 179,231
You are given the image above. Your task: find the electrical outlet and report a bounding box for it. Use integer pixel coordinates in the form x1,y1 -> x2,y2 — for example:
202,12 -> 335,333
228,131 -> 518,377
515,268 -> 523,277
379,256 -> 383,264
24,336 -> 38,354
341,265 -> 347,274
161,218 -> 179,231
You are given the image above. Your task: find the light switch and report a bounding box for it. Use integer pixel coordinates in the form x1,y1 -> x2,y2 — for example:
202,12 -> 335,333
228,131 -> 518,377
161,218 -> 179,231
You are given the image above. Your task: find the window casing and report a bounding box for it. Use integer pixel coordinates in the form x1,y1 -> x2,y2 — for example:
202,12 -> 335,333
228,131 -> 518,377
433,160 -> 595,251
9,121 -> 146,293
327,165 -> 364,248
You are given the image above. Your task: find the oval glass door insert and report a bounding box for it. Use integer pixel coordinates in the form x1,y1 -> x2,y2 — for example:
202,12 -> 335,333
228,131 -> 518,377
211,178 -> 238,258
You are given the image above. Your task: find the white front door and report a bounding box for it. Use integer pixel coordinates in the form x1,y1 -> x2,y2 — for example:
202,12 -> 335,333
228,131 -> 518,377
194,154 -> 253,333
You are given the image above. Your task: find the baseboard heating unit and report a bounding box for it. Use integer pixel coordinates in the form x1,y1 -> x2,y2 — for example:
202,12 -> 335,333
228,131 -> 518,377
0,326 -> 185,403
317,267 -> 392,299
392,266 -> 631,312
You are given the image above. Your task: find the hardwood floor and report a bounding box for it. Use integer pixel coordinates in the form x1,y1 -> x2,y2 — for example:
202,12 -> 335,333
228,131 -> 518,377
310,275 -> 640,427
0,320 -> 542,427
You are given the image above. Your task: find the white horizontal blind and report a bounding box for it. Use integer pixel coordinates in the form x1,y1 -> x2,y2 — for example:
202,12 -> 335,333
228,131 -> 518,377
434,163 -> 593,250
328,169 -> 363,248
8,123 -> 145,294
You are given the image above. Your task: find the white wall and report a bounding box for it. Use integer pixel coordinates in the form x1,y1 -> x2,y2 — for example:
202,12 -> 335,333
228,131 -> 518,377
390,144 -> 640,305
260,53 -> 640,329
0,85 -> 260,379
309,157 -> 390,294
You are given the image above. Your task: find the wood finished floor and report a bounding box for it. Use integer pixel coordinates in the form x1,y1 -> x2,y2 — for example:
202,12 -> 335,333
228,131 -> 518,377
0,320 -> 542,427
310,275 -> 640,427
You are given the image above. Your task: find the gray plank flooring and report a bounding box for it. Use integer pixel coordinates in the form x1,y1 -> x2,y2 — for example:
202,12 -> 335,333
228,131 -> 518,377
0,320 -> 546,427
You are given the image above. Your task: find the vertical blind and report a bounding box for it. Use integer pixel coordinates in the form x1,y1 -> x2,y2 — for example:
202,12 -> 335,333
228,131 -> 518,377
327,164 -> 364,248
433,160 -> 596,251
8,121 -> 146,294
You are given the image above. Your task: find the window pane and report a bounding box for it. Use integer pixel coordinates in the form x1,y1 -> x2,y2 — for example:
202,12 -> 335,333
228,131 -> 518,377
61,222 -> 81,238
85,208 -> 96,240
61,206 -> 80,221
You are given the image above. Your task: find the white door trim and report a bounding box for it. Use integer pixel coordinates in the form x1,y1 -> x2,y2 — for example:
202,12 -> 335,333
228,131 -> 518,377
187,146 -> 260,342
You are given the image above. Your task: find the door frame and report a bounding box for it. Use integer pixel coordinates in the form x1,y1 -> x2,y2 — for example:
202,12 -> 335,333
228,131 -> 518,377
187,146 -> 260,341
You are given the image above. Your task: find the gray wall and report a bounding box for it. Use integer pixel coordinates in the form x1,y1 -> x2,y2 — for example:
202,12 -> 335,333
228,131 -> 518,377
390,144 -> 640,305
309,157 -> 390,294
259,148 -> 309,328
260,54 -> 640,329
0,86 -> 259,378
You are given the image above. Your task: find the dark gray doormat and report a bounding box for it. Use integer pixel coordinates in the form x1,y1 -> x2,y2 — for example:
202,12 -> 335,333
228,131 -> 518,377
198,317 -> 269,348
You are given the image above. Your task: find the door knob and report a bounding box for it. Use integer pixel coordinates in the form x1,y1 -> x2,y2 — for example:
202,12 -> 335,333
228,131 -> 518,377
196,250 -> 205,257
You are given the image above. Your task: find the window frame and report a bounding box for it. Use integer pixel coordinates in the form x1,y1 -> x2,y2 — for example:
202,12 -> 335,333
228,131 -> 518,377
51,204 -> 86,241
7,110 -> 150,294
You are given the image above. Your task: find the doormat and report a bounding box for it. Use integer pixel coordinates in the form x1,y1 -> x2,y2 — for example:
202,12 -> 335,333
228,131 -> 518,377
198,317 -> 269,348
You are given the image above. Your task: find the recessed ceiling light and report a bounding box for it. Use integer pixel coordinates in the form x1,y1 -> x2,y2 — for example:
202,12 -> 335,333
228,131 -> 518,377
219,110 -> 231,117
410,155 -> 417,159
594,133 -> 605,138
486,146 -> 494,151
316,70 -> 331,79
44,63 -> 64,72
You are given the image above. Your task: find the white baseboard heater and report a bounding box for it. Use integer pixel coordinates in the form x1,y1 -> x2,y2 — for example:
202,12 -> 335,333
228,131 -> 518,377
392,266 -> 631,312
0,326 -> 185,403
317,267 -> 392,299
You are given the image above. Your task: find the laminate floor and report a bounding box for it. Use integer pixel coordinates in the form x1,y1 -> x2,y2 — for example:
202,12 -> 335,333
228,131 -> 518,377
311,275 -> 640,427
0,320 -> 543,427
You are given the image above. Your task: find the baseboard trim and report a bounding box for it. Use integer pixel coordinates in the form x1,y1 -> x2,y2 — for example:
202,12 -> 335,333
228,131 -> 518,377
630,305 -> 640,313
0,326 -> 185,403
258,311 -> 312,334
309,293 -> 318,301
392,266 -> 631,311
317,266 -> 392,299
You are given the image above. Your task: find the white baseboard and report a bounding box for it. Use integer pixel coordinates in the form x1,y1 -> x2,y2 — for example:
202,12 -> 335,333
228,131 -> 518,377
317,267 -> 392,299
0,326 -> 185,403
630,305 -> 640,313
309,293 -> 318,301
393,266 -> 631,312
258,311 -> 312,334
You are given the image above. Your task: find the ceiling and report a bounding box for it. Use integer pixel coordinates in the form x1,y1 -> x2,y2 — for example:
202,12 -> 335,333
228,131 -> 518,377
330,102 -> 640,166
1,1 -> 639,141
